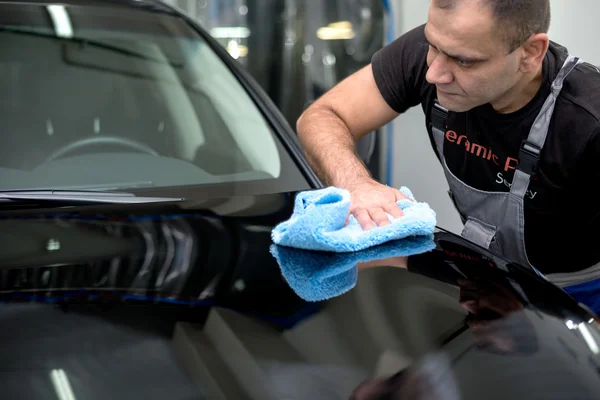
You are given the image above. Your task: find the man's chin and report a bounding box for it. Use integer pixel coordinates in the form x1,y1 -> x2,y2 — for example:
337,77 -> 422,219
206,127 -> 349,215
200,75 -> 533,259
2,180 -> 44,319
437,92 -> 473,112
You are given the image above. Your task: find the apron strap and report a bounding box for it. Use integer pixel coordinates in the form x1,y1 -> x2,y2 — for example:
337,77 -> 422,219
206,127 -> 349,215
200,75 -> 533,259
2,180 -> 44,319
430,101 -> 467,223
430,100 -> 448,157
462,217 -> 496,249
510,55 -> 583,196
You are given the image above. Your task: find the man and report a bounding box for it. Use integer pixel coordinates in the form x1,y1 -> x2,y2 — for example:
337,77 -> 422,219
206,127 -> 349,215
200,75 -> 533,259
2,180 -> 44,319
296,0 -> 600,277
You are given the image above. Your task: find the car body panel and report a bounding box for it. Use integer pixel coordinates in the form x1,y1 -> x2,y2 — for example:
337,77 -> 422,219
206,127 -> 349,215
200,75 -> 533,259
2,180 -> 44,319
2,192 -> 600,399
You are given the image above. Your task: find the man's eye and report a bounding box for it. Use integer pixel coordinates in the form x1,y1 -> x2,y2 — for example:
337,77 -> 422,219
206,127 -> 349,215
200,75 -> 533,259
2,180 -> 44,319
456,59 -> 473,67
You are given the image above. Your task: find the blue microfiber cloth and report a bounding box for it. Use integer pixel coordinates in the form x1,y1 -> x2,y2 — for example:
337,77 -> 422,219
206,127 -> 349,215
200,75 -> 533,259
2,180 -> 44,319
271,186 -> 436,252
270,234 -> 436,302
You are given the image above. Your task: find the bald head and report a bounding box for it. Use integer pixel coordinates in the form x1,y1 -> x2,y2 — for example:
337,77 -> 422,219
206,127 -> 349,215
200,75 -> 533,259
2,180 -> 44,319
432,0 -> 551,52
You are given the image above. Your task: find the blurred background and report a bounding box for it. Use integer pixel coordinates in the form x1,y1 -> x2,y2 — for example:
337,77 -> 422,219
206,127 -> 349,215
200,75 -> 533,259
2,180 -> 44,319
161,0 -> 388,181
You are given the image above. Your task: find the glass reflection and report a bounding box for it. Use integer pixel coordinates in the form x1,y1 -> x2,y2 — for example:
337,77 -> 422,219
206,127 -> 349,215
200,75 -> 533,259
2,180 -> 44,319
167,0 -> 385,170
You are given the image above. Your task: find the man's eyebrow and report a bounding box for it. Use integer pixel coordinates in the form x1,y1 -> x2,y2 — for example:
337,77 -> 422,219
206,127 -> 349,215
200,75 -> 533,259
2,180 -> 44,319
423,27 -> 489,62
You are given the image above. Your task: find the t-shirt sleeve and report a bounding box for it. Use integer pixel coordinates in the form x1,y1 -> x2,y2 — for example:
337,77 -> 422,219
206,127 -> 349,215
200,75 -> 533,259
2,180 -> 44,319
371,23 -> 430,114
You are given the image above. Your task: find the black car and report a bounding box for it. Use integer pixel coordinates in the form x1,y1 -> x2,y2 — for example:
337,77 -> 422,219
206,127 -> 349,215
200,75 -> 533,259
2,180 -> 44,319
2,1 -> 600,399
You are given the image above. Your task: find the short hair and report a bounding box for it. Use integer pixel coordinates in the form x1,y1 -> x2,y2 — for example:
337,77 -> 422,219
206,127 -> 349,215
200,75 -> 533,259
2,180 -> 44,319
433,0 -> 551,52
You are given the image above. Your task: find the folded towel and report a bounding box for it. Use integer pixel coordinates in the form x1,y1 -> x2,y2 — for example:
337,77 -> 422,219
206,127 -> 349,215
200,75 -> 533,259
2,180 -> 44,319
271,186 -> 436,252
270,235 -> 436,302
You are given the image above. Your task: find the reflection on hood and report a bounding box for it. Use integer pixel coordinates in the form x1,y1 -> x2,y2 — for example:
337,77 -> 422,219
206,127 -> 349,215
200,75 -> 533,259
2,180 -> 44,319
270,235 -> 436,302
349,353 -> 461,400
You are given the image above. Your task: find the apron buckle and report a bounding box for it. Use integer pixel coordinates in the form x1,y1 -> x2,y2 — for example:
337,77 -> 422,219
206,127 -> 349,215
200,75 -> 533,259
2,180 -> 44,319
517,139 -> 541,175
431,100 -> 449,131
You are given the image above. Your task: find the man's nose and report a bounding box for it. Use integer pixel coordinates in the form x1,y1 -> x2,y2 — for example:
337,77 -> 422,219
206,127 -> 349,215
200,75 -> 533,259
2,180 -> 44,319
426,54 -> 454,85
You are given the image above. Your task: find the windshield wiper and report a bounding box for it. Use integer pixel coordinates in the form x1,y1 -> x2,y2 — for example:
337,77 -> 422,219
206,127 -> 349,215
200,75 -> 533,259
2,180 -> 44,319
0,26 -> 184,68
0,190 -> 185,205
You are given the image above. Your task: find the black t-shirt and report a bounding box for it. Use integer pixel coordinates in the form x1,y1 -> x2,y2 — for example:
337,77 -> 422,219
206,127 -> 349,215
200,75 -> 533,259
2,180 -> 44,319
371,24 -> 600,275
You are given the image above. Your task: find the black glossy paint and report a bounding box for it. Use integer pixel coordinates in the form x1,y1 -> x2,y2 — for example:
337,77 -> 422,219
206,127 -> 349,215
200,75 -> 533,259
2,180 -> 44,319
0,193 -> 303,317
2,193 -> 600,399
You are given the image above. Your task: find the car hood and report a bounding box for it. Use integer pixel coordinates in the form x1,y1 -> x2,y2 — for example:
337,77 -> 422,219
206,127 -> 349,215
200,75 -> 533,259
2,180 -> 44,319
2,190 -> 600,399
0,190 -> 296,310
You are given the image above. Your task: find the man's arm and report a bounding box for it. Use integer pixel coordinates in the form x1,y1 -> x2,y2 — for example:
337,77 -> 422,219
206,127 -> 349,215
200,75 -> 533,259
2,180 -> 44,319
296,65 -> 407,229
296,25 -> 429,230
296,64 -> 398,189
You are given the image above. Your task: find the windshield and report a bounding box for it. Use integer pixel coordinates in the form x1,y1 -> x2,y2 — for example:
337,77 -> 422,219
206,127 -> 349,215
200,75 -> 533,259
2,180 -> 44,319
0,3 -> 291,192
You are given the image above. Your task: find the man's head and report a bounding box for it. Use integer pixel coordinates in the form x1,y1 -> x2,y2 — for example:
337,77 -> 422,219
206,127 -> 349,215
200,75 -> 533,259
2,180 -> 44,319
425,0 -> 551,112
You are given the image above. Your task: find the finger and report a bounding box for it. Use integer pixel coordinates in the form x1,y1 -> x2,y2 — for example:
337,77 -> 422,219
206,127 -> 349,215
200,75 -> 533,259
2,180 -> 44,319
457,279 -> 476,288
459,299 -> 479,314
394,190 -> 413,203
349,378 -> 389,400
369,207 -> 391,227
476,298 -> 509,315
477,295 -> 523,315
459,287 -> 479,298
354,208 -> 375,230
383,202 -> 404,219
489,281 -> 519,298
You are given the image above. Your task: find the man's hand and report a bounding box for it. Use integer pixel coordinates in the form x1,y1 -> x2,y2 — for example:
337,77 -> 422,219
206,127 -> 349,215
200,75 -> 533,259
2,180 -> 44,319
349,179 -> 411,230
457,278 -> 524,317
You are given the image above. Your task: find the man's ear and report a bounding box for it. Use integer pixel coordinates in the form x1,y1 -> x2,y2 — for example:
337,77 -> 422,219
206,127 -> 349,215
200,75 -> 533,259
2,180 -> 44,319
519,33 -> 549,73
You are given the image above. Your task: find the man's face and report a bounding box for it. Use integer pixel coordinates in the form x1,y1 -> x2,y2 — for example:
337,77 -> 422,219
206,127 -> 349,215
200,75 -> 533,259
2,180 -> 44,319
424,1 -> 523,112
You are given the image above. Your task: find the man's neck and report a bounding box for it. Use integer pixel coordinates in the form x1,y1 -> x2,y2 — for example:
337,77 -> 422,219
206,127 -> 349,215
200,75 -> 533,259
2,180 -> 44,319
490,65 -> 544,114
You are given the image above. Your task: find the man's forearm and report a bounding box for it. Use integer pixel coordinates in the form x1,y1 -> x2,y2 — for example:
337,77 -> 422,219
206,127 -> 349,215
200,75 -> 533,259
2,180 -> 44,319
296,106 -> 372,189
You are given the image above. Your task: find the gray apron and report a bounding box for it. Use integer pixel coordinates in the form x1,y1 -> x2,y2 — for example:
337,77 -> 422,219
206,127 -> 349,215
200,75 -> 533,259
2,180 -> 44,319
429,55 -> 582,275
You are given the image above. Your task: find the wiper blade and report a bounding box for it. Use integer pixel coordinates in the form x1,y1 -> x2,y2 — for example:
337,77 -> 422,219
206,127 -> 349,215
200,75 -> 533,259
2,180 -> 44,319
0,190 -> 184,205
0,26 -> 183,68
